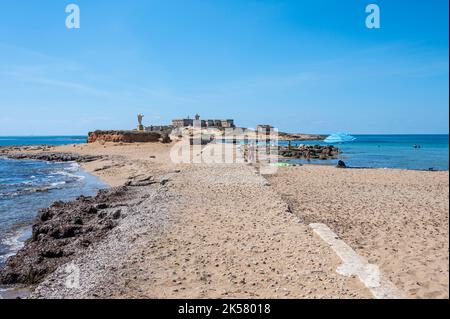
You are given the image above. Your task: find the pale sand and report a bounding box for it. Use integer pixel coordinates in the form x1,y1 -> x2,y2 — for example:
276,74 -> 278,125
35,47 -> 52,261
102,163 -> 370,298
24,142 -> 448,299
53,142 -> 181,186
267,165 -> 449,299
27,142 -> 370,298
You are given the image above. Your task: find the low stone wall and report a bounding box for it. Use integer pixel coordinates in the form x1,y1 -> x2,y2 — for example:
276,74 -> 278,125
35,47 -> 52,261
87,130 -> 162,144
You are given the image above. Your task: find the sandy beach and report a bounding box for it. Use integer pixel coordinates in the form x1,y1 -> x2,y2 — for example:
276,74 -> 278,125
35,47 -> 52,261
1,0 -> 448,306
0,142 -> 448,299
267,165 -> 449,299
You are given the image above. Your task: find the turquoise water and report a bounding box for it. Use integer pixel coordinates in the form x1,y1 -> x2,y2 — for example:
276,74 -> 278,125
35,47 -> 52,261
280,135 -> 449,171
0,136 -> 87,146
0,136 -> 105,267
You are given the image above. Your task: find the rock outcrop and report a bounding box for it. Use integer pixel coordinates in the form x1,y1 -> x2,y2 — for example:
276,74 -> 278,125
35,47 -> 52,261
87,130 -> 162,144
278,133 -> 328,141
0,186 -> 134,285
3,152 -> 102,163
336,160 -> 347,168
279,145 -> 340,160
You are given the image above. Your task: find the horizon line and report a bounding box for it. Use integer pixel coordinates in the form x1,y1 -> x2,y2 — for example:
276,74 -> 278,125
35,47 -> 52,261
1,133 -> 449,137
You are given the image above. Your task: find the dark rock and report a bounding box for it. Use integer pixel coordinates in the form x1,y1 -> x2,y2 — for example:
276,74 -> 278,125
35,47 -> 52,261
336,160 -> 347,168
38,209 -> 54,222
50,201 -> 65,208
160,178 -> 170,186
95,203 -> 108,210
278,145 -> 340,160
3,151 -> 103,163
112,210 -> 122,220
41,249 -> 63,259
0,185 -> 132,286
83,206 -> 98,215
103,220 -> 117,230
161,133 -> 172,144
73,217 -> 83,225
79,239 -> 92,247
126,175 -> 156,187
97,211 -> 107,219
61,226 -> 82,238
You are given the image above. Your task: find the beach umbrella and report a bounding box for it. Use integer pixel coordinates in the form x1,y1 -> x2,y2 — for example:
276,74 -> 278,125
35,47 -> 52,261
324,133 -> 356,164
324,133 -> 356,144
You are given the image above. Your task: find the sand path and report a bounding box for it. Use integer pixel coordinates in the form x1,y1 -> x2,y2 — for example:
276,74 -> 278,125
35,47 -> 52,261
106,163 -> 371,298
29,143 -> 372,298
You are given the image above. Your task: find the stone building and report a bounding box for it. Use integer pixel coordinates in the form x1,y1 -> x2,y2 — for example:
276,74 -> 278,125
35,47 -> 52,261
256,125 -> 274,135
221,120 -> 235,128
172,115 -> 235,129
256,124 -> 273,131
172,118 -> 194,127
145,125 -> 173,133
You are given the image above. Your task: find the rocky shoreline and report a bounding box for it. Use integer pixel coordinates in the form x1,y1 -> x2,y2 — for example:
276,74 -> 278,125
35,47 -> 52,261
278,132 -> 328,141
0,147 -> 103,163
0,148 -> 143,291
0,145 -> 177,297
279,145 -> 340,160
0,185 -> 133,285
1,142 -> 446,299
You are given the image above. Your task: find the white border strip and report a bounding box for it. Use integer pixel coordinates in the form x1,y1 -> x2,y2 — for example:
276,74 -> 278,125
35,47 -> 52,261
310,223 -> 405,299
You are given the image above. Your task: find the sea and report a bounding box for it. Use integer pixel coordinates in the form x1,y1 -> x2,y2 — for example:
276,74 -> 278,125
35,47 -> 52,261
279,134 -> 449,171
0,136 -> 107,268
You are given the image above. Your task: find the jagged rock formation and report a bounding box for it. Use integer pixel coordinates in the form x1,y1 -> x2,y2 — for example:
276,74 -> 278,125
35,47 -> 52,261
3,152 -> 102,163
0,185 -> 142,285
87,130 -> 162,144
279,145 -> 340,160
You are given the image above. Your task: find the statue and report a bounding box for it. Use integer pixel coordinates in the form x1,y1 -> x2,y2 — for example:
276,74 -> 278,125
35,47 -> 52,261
137,114 -> 144,126
137,114 -> 144,131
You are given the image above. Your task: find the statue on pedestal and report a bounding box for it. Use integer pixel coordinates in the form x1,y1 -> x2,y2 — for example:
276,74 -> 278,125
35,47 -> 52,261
137,114 -> 144,131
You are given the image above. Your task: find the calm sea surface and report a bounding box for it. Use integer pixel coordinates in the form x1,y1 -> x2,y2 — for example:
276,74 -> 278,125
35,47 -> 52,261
0,136 -> 87,146
280,134 -> 449,171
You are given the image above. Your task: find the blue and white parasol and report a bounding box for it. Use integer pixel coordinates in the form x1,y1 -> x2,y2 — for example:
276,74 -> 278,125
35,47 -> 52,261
324,133 -> 356,144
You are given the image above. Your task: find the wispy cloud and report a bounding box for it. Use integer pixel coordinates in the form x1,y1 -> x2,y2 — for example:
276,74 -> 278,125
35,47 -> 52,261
0,42 -> 112,96
1,68 -> 112,96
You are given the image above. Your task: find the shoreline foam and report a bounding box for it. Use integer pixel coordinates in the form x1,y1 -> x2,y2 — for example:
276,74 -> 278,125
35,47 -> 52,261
0,156 -> 109,297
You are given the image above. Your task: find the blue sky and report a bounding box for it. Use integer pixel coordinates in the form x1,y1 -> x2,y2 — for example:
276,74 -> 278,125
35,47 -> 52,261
0,0 -> 448,135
